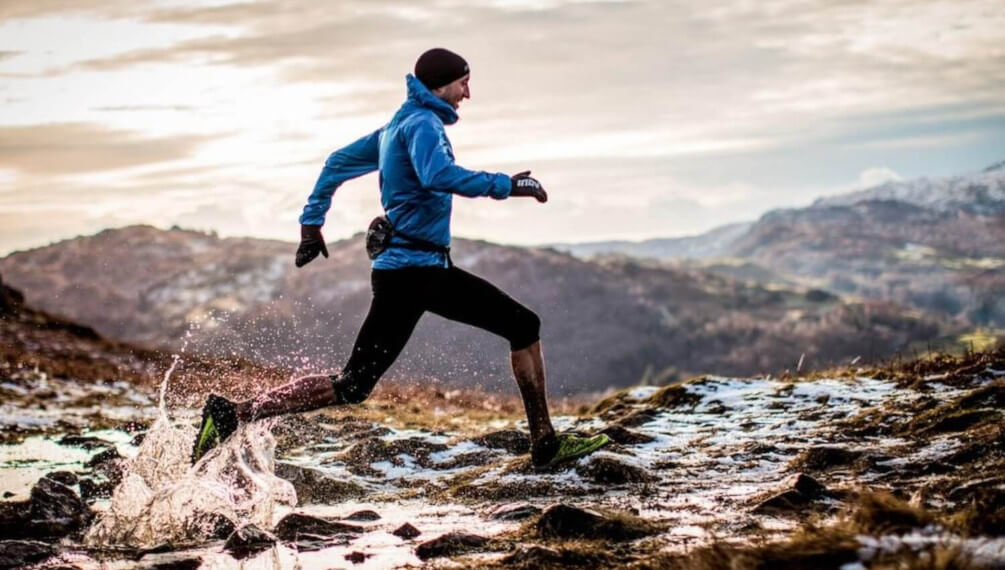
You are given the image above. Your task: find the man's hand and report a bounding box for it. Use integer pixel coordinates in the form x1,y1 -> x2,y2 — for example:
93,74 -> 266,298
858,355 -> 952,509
510,171 -> 548,203
295,224 -> 329,267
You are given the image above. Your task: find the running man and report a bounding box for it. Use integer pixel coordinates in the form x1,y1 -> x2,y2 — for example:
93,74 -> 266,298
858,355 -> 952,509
192,48 -> 609,468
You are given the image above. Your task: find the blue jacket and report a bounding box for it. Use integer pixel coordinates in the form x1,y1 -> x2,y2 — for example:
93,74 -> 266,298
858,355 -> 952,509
299,74 -> 512,269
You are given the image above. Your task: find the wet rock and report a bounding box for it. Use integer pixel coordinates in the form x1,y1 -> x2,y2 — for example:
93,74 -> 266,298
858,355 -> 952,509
753,473 -> 830,515
45,471 -> 79,486
615,408 -> 662,428
340,436 -> 449,475
78,478 -> 115,502
646,383 -> 702,409
271,415 -> 330,454
929,409 -> 1000,434
84,447 -> 122,468
578,455 -> 653,485
190,511 -> 236,540
274,462 -> 366,503
536,503 -> 661,541
415,532 -> 489,560
503,545 -> 564,566
489,503 -> 541,521
599,425 -> 655,445
744,442 -> 780,455
955,487 -> 1005,537
27,477 -> 91,538
291,533 -> 351,552
0,500 -> 30,537
470,429 -> 530,455
344,551 -> 370,564
272,513 -> 362,541
432,450 -> 496,469
344,509 -> 380,522
0,540 -> 55,568
792,473 -> 827,496
57,435 -> 112,450
224,524 -> 276,559
133,553 -> 203,570
454,477 -> 588,501
392,523 -> 421,539
791,445 -> 862,472
948,476 -> 1005,502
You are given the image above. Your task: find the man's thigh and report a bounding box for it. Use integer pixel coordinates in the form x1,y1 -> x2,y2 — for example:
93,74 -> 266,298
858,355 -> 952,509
424,266 -> 538,348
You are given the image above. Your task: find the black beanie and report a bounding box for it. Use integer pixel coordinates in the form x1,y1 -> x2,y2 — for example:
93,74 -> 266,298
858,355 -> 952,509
414,48 -> 469,90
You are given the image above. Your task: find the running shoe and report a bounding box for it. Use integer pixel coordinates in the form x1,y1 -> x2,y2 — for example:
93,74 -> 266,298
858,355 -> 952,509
535,433 -> 610,468
191,394 -> 239,464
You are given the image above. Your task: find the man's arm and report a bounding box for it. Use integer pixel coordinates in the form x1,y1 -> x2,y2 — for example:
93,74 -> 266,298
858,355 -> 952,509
298,128 -> 382,226
405,119 -> 511,200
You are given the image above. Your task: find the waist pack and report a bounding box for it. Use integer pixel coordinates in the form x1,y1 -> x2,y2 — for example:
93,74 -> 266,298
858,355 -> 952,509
365,216 -> 450,260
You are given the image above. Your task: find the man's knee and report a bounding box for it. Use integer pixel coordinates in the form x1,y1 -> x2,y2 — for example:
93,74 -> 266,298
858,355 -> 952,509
330,372 -> 373,405
510,307 -> 541,351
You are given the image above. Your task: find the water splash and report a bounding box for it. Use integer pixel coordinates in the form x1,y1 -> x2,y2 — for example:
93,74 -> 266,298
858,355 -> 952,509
86,354 -> 297,549
158,354 -> 180,421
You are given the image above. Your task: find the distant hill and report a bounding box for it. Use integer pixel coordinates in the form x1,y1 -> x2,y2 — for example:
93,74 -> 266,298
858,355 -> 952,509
0,227 -> 952,395
549,161 -> 1005,328
0,271 -> 281,395
548,222 -> 752,261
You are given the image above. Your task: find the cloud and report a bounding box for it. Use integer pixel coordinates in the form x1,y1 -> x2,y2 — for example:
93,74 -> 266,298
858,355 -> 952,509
90,104 -> 196,112
858,166 -> 902,188
1,0 -> 1003,252
0,122 -> 214,175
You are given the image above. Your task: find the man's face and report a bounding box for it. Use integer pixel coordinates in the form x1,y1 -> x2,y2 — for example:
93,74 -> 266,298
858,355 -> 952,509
434,74 -> 470,110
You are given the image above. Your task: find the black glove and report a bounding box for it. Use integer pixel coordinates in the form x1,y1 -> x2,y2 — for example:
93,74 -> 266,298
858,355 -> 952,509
295,224 -> 329,267
510,170 -> 548,203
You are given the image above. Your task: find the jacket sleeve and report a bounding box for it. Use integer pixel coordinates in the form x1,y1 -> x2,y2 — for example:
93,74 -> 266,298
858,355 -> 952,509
298,128 -> 382,226
405,118 -> 511,200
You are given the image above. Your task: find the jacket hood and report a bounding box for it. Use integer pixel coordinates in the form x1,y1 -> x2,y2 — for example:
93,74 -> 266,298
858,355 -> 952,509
405,74 -> 459,125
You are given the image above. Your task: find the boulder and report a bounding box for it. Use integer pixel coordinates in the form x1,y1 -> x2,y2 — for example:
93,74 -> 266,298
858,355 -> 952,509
79,478 -> 116,502
0,540 -> 55,568
615,408 -> 662,428
344,509 -> 380,522
57,435 -> 112,450
272,513 -> 362,541
25,477 -> 91,538
791,446 -> 863,471
44,471 -> 79,486
392,523 -> 421,539
224,524 -> 276,560
84,447 -> 122,468
274,462 -> 366,503
415,532 -> 489,560
577,456 -> 653,485
599,425 -> 655,445
469,430 -> 530,455
502,545 -> 564,566
535,503 -> 660,541
753,473 -> 830,515
344,551 -> 370,564
489,503 -> 541,521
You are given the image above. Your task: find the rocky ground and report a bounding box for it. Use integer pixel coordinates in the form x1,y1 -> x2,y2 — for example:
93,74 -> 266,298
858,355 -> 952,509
1,343 -> 1003,568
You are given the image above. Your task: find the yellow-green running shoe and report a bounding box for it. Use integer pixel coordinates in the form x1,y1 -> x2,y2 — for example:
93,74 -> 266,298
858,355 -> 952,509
191,394 -> 238,464
534,433 -> 611,468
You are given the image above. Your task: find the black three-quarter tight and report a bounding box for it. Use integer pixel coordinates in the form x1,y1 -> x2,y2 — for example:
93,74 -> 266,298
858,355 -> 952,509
331,265 -> 541,404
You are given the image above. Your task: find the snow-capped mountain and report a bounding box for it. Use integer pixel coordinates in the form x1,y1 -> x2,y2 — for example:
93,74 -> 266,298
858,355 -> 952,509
811,166 -> 1005,215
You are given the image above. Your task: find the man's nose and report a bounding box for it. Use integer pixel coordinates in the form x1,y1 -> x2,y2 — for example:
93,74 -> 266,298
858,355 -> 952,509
463,85 -> 470,99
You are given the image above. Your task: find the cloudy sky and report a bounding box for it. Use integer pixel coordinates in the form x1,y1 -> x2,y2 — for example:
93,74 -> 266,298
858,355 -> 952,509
1,0 -> 1003,255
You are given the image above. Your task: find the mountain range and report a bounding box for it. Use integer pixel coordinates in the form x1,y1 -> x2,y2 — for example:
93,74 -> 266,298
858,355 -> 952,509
0,225 -> 950,395
552,162 -> 1005,329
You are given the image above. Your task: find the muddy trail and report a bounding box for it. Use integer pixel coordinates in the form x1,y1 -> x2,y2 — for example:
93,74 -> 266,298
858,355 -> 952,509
1,347 -> 1004,569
